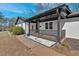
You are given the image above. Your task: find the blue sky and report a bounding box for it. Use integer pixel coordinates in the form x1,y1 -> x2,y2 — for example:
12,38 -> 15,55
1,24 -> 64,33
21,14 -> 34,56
0,3 -> 78,19
0,3 -> 37,18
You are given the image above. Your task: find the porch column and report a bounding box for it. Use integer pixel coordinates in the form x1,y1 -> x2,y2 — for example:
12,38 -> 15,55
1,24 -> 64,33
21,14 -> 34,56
25,22 -> 26,34
57,9 -> 61,43
36,19 -> 40,33
38,19 -> 40,35
27,21 -> 31,36
36,19 -> 40,37
57,16 -> 61,43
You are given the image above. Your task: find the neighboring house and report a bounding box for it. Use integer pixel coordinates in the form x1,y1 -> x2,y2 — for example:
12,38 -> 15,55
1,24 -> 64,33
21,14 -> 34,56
15,4 -> 79,47
15,17 -> 29,34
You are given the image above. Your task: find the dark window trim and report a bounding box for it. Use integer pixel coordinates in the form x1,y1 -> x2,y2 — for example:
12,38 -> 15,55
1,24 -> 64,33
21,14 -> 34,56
45,23 -> 48,29
49,22 -> 53,29
32,25 -> 33,30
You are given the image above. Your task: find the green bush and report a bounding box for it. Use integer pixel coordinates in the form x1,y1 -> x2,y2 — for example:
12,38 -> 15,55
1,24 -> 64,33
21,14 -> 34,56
9,27 -> 14,32
12,26 -> 24,35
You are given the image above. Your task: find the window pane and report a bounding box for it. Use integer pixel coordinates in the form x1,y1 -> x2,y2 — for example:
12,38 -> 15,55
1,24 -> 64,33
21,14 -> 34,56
49,22 -> 53,29
45,23 -> 48,29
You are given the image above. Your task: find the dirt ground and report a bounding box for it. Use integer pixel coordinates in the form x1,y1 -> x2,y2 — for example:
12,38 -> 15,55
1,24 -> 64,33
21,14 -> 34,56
0,31 -> 64,56
1,31 -> 79,56
53,39 -> 79,56
0,31 -> 31,56
16,34 -> 64,56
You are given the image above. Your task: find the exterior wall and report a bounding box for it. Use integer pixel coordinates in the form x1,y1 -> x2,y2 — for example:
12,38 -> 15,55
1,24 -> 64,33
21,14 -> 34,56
16,22 -> 29,35
31,20 -> 65,37
30,23 -> 36,30
38,17 -> 79,39
62,17 -> 79,39
39,20 -> 65,37
16,23 -> 25,30
16,23 -> 22,27
25,22 -> 29,35
39,20 -> 57,30
38,20 -> 58,36
16,17 -> 79,39
22,23 -> 25,30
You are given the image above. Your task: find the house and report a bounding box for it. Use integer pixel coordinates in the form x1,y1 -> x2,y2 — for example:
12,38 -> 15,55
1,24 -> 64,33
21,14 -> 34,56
15,17 -> 29,34
15,4 -> 79,47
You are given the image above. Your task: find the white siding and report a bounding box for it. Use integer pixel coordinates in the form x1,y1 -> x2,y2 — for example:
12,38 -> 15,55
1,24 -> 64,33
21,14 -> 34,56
35,17 -> 79,39
30,23 -> 36,30
16,17 -> 79,39
16,23 -> 25,31
25,22 -> 29,35
22,23 -> 25,31
39,20 -> 58,30
21,22 -> 29,35
62,17 -> 79,39
40,22 -> 45,30
16,24 -> 22,27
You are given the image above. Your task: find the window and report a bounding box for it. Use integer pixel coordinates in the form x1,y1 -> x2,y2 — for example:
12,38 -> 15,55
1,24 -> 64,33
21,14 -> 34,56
49,22 -> 53,29
45,23 -> 48,29
32,25 -> 33,30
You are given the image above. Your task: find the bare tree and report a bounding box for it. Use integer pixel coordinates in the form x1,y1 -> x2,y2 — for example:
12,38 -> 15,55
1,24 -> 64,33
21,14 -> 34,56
0,12 -> 5,22
8,17 -> 17,26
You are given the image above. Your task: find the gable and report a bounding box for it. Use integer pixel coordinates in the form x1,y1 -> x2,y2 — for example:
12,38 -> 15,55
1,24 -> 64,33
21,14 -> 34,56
15,17 -> 28,25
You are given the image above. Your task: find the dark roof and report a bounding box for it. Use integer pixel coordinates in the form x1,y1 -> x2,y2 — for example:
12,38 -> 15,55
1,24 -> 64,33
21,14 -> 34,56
15,17 -> 28,25
28,4 -> 71,21
67,11 -> 79,18
16,4 -> 79,23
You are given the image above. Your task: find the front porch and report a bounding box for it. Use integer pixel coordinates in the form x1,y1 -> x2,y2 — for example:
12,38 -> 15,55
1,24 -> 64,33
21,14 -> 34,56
26,29 -> 66,47
30,30 -> 65,42
25,4 -> 71,47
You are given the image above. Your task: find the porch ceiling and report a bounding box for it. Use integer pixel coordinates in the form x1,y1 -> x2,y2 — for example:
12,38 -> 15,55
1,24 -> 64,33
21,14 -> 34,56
30,13 -> 59,23
28,4 -> 69,22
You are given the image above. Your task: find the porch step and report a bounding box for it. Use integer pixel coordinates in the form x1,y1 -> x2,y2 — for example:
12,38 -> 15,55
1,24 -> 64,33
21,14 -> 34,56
27,35 -> 56,47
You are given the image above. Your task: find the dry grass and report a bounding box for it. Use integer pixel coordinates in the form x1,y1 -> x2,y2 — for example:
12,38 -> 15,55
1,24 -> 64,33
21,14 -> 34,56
53,39 -> 79,56
53,40 -> 70,54
53,40 -> 73,56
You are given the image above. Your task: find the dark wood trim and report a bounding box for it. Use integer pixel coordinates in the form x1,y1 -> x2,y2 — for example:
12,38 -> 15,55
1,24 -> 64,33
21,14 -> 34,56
28,4 -> 69,20
27,21 -> 31,36
25,22 -> 26,34
57,16 -> 61,43
36,21 -> 38,32
15,17 -> 29,25
57,9 -> 61,43
36,19 -> 40,33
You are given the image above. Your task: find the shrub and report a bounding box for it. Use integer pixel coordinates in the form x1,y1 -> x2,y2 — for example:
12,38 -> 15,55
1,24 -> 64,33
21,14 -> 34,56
62,43 -> 69,48
12,26 -> 24,35
9,27 -> 14,32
